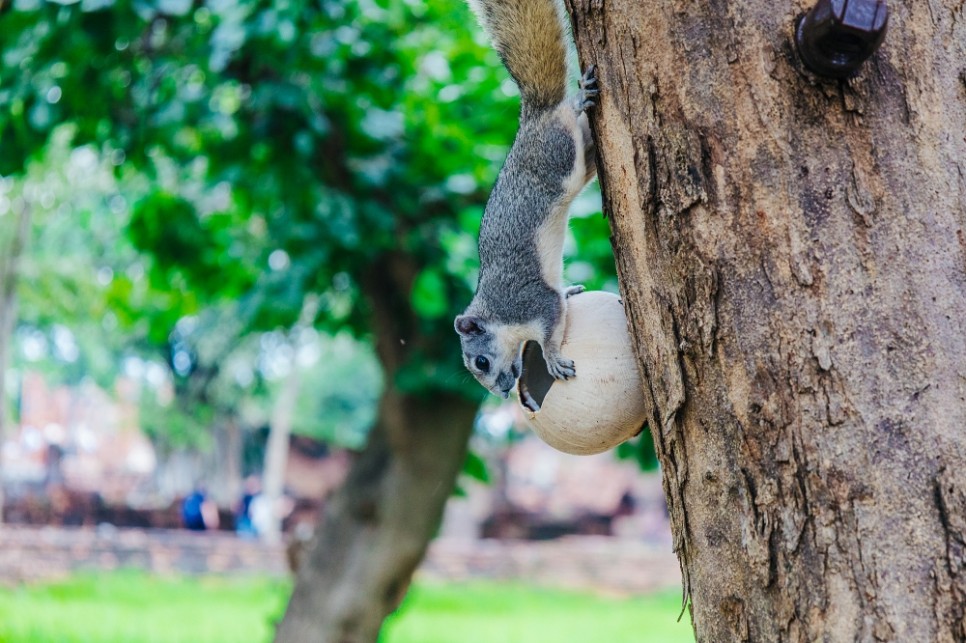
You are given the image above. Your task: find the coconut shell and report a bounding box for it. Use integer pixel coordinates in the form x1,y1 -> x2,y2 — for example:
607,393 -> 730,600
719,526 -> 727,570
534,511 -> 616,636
517,291 -> 647,455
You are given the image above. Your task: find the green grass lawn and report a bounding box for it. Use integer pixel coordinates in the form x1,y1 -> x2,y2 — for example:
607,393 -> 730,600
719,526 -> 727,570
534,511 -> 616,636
0,570 -> 694,643
384,582 -> 693,643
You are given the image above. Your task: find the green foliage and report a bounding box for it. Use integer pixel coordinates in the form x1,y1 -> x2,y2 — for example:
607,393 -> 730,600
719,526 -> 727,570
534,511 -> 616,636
139,389 -> 214,452
615,428 -> 660,471
566,201 -> 621,294
4,129 -> 152,390
410,268 -> 449,320
17,1 -> 495,282
128,191 -> 257,304
1,0 -> 619,451
1,0 -> 526,393
461,449 -> 490,484
289,332 -> 382,448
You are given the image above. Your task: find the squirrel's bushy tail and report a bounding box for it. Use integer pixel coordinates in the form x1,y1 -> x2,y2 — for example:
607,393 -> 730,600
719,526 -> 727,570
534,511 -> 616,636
467,0 -> 569,113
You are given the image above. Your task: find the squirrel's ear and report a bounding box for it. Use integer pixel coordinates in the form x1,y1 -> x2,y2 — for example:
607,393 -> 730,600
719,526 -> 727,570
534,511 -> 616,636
455,315 -> 486,337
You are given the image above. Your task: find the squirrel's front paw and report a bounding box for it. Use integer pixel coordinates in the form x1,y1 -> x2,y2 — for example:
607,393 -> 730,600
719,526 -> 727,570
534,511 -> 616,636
577,65 -> 599,111
564,285 -> 585,299
546,355 -> 576,381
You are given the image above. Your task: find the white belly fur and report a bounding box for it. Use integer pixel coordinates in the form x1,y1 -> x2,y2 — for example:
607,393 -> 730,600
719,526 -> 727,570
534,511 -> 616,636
535,104 -> 589,290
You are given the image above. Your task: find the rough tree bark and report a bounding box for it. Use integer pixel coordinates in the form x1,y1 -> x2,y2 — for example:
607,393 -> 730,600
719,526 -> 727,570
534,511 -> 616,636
275,252 -> 478,643
568,0 -> 966,640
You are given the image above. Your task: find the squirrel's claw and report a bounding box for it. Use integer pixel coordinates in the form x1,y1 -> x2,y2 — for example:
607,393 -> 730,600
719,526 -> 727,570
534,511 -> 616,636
577,65 -> 599,111
546,356 -> 576,381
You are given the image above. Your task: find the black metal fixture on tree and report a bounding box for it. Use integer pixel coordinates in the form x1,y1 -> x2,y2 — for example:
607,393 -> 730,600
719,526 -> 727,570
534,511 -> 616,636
796,0 -> 890,78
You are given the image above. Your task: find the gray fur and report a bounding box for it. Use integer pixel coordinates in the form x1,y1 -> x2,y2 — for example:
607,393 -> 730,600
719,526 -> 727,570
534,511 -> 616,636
456,1 -> 598,398
477,115 -> 575,325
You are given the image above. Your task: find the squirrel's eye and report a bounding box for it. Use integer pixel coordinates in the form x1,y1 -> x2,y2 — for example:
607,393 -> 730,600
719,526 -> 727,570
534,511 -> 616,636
474,356 -> 490,373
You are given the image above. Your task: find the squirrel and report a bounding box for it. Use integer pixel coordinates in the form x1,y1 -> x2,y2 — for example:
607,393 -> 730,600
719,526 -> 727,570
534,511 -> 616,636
455,0 -> 598,399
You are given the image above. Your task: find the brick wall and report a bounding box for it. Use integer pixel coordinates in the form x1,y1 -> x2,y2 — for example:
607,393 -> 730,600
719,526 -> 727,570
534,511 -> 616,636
0,526 -> 681,596
0,526 -> 287,583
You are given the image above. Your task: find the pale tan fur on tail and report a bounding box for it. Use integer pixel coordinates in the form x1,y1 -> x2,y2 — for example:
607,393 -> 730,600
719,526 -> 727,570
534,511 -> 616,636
467,0 -> 569,112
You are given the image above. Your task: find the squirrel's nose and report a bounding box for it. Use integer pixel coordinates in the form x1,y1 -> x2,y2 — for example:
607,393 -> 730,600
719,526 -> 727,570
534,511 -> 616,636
495,372 -> 515,397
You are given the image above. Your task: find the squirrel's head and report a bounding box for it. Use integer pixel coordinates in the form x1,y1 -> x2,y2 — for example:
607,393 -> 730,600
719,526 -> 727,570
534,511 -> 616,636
454,314 -> 523,399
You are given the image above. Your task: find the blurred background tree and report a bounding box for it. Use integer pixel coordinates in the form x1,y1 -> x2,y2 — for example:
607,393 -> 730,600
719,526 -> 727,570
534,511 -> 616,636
0,0 -> 623,639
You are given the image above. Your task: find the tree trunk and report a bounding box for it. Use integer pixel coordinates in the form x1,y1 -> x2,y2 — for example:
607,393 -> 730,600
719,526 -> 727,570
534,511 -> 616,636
0,202 -> 30,527
275,253 -> 478,642
275,389 -> 476,642
568,1 -> 966,641
262,296 -> 319,543
209,418 -> 242,509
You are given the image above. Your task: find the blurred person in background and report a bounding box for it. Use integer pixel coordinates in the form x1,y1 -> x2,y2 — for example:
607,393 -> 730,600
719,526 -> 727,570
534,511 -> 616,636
182,486 -> 219,531
235,475 -> 261,538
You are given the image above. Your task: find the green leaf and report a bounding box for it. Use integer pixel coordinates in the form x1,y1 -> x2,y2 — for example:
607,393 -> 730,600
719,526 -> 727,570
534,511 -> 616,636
615,428 -> 659,471
462,449 -> 490,483
410,268 -> 449,319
